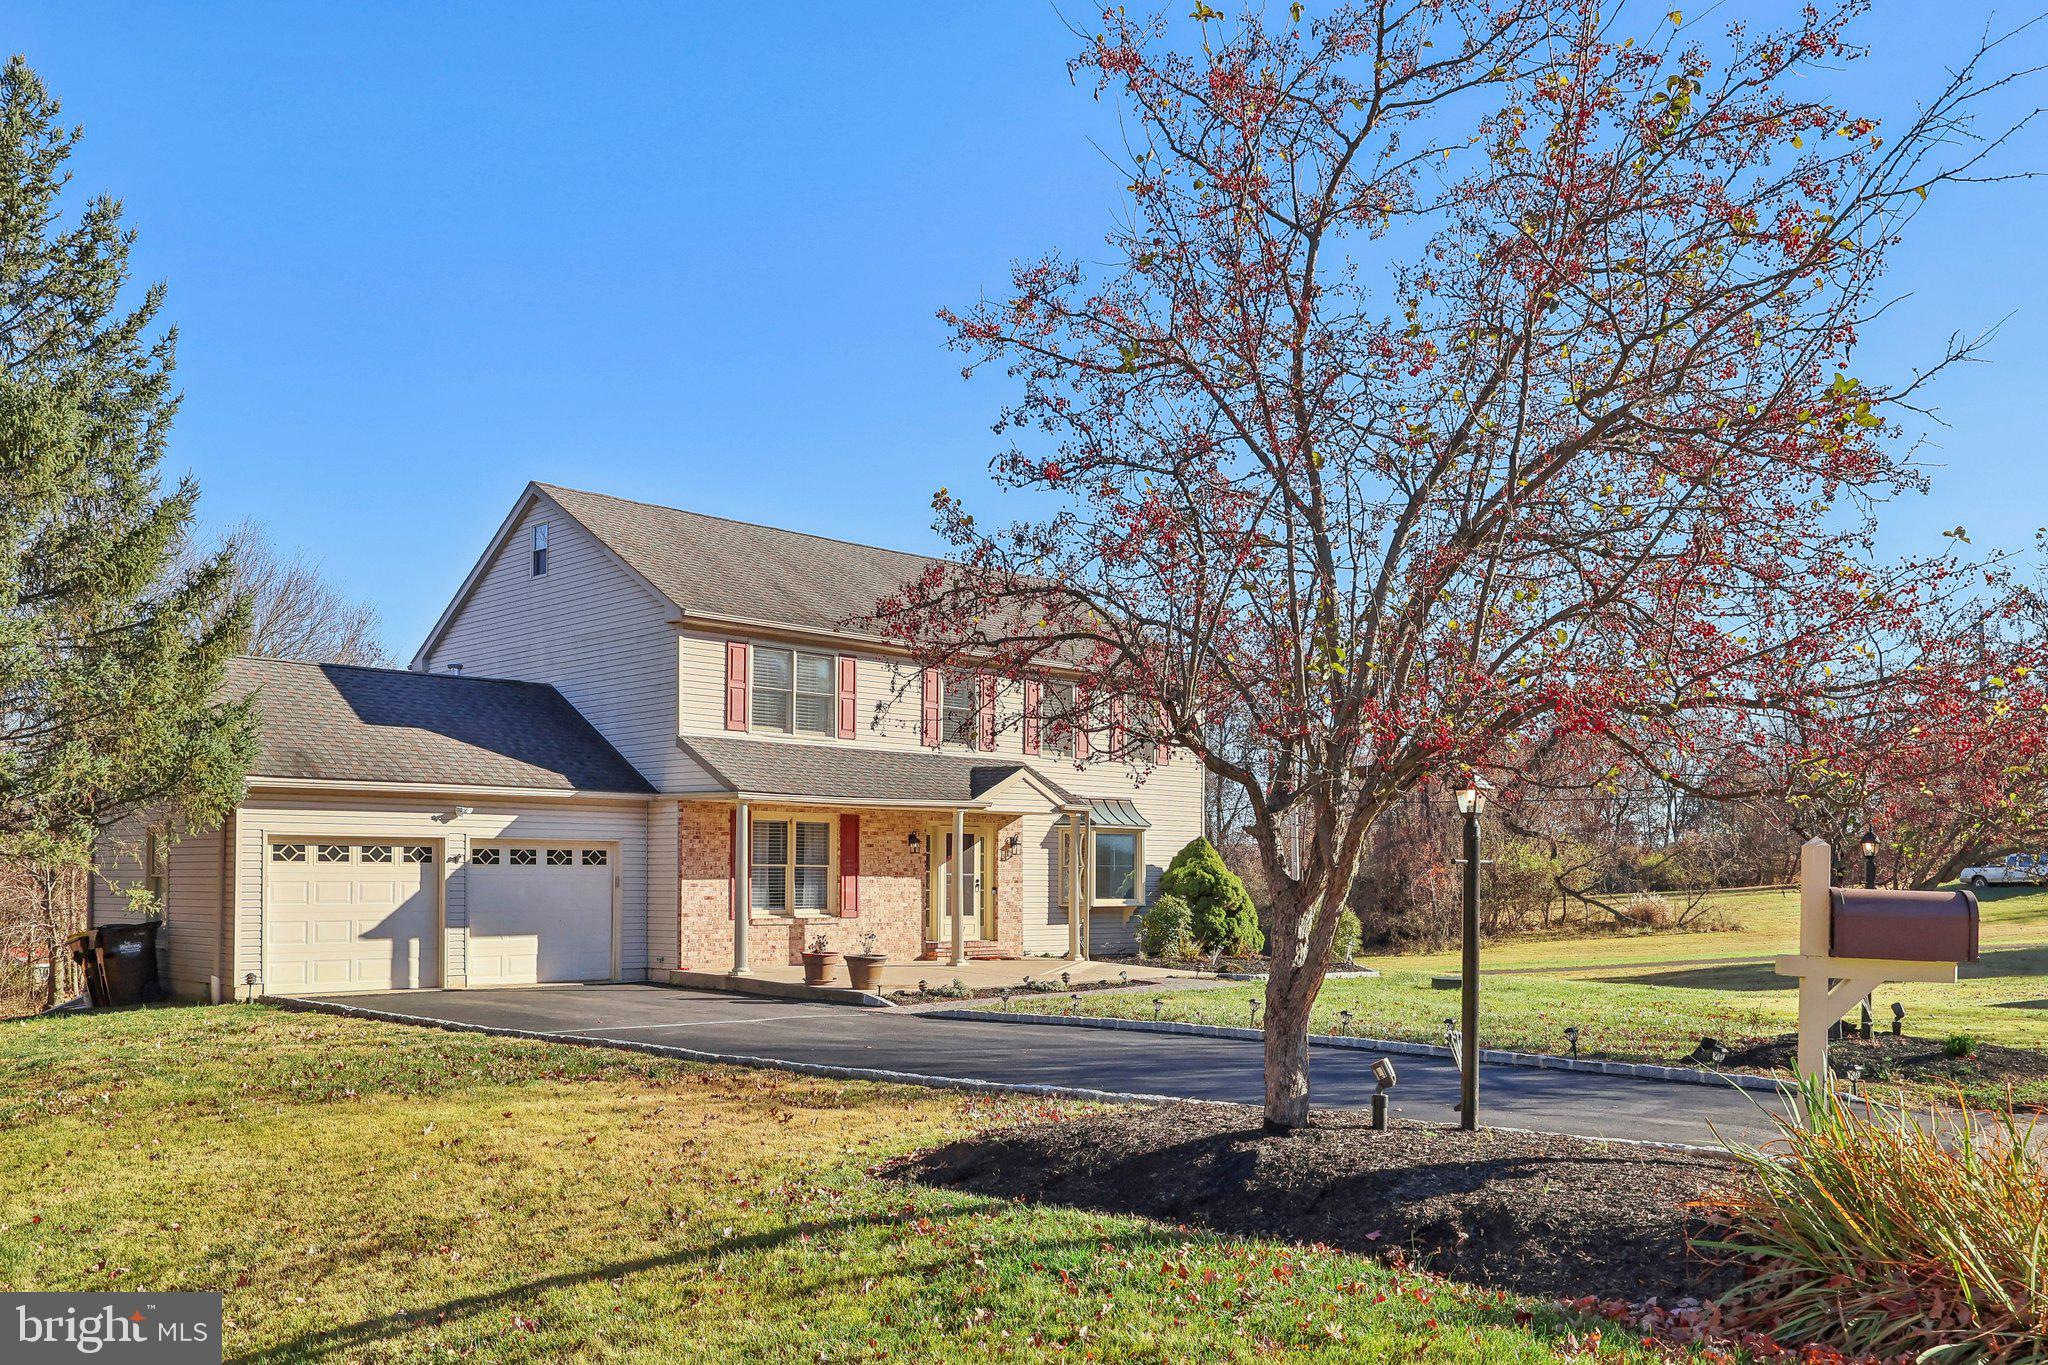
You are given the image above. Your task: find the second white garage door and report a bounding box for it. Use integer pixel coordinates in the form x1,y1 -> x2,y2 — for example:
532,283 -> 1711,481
465,843 -> 616,986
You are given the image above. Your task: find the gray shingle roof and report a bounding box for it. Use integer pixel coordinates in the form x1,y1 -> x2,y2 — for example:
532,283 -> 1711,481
537,484 -> 943,633
224,657 -> 654,794
675,733 -> 1071,807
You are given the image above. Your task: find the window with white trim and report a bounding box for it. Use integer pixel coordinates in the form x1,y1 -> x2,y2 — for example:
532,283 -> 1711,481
1039,680 -> 1076,758
751,647 -> 836,737
144,831 -> 168,916
1093,829 -> 1142,904
749,816 -> 833,914
942,672 -> 979,747
532,522 -> 549,576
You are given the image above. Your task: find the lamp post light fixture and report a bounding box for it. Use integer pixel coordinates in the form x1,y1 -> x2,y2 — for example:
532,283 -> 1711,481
1453,773 -> 1490,1130
1860,827 -> 1879,889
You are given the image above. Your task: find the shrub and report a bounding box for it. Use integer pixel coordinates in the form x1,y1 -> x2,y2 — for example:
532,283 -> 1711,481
1943,1033 -> 1978,1059
1618,892 -> 1677,929
1697,1081 -> 2048,1361
1136,894 -> 1193,959
1158,837 -> 1263,955
1326,907 -> 1362,963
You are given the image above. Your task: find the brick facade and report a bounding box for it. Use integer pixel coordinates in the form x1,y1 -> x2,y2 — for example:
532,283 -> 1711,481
672,802 -> 1025,969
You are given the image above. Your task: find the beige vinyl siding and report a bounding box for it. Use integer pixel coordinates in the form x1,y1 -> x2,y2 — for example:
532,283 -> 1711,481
682,629 -> 1203,956
645,799 -> 680,974
423,497 -> 708,792
90,811 -> 231,999
229,791 -> 649,990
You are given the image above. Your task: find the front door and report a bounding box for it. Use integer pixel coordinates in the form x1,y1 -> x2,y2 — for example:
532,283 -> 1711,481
925,827 -> 989,943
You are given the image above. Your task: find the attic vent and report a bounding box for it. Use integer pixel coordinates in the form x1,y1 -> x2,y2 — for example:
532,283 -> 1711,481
445,663 -> 463,675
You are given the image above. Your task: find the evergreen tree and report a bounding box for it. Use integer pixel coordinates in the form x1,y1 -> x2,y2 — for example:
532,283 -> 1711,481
1157,837 -> 1262,957
0,55 -> 254,870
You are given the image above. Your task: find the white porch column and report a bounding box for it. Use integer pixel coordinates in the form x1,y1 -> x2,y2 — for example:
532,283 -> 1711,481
731,801 -> 752,976
951,807 -> 969,967
1066,812 -> 1085,962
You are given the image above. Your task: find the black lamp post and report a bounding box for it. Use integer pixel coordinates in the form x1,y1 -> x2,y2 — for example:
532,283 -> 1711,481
1454,774 -> 1490,1131
1860,827 -> 1879,889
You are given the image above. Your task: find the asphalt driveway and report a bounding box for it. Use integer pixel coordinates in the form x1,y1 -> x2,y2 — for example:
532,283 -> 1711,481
298,983 -> 1792,1147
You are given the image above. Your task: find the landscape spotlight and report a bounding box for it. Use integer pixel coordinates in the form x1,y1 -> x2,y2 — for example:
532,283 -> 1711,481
1370,1057 -> 1398,1130
1891,1001 -> 1905,1037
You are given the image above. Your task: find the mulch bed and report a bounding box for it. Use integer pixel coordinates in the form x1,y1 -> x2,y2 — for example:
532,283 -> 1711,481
1718,1031 -> 2048,1098
883,976 -> 1173,1005
894,1101 -> 1743,1303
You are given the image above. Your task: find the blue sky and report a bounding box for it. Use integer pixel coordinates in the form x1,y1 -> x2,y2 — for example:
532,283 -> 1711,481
12,3 -> 2047,657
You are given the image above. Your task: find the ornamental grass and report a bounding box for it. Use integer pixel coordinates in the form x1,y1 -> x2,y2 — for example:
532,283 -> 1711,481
1695,1080 -> 2047,1362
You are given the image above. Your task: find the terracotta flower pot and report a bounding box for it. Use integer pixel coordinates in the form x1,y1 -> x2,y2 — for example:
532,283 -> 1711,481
844,953 -> 888,992
801,951 -> 842,987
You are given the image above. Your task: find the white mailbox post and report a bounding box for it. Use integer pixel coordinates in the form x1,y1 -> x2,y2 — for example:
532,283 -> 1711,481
1773,838 -> 1959,1112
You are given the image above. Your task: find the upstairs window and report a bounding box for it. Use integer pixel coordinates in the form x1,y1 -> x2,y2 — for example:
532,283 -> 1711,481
1039,680 -> 1076,758
941,672 -> 979,747
751,647 -> 836,737
532,522 -> 549,576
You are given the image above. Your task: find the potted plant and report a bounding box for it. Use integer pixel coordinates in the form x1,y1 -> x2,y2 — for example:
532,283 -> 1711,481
844,931 -> 888,992
800,932 -> 842,987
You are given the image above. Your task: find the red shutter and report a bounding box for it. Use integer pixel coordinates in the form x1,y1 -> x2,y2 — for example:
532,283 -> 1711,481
1074,686 -> 1091,760
1109,696 -> 1127,757
837,655 -> 857,739
978,675 -> 997,751
1155,703 -> 1171,764
724,642 -> 749,731
1022,679 -> 1041,755
839,812 -> 860,916
921,668 -> 942,747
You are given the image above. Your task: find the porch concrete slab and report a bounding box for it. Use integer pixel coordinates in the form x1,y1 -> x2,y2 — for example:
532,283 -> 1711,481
684,956 -> 1214,996
297,984 -> 1792,1148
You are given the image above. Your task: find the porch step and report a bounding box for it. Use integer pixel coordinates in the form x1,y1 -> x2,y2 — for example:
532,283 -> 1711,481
917,941 -> 1014,962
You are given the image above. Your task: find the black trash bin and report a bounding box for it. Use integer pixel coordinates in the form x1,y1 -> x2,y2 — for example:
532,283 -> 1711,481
91,922 -> 166,1005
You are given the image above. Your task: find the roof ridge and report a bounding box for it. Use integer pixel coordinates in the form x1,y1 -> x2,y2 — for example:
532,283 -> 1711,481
232,655 -> 553,691
535,482 -> 948,566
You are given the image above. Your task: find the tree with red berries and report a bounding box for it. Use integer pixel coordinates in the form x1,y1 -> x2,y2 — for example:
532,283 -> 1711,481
880,2 -> 2038,1128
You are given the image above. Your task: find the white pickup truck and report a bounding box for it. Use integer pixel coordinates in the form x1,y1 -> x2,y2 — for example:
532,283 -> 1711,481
1960,853 -> 2047,888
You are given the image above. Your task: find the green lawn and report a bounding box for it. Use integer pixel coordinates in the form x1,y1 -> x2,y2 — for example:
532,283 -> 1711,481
1056,886 -> 2048,1110
0,1005 -> 1700,1363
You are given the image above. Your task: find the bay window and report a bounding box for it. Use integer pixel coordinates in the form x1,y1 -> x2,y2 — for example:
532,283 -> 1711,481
1093,829 -> 1141,904
752,647 -> 836,737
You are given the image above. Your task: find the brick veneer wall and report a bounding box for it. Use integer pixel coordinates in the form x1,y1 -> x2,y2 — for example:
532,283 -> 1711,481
673,803 -> 1026,969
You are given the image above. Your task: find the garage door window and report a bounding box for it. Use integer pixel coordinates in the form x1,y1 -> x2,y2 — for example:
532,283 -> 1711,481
509,848 -> 537,866
271,843 -> 307,863
547,848 -> 573,867
360,844 -> 393,864
405,845 -> 433,864
582,849 -> 607,866
317,844 -> 349,863
472,847 -> 500,865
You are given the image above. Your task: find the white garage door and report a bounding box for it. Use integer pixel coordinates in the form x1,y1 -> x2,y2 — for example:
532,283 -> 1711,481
266,840 -> 440,994
465,843 -> 615,986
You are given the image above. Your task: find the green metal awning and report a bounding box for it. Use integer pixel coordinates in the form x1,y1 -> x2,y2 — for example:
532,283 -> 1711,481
1084,798 -> 1150,829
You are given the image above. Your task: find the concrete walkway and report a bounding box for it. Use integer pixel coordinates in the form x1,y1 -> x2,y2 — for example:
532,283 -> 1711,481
299,984 -> 1794,1148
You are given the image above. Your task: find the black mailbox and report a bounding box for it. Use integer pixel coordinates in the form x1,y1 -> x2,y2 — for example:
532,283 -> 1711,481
1829,888 -> 1979,963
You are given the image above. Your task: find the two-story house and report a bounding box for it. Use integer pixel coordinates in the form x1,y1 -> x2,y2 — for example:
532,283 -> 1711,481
89,483 -> 1202,999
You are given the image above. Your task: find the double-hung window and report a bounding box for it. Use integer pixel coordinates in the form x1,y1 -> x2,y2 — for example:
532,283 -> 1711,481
941,672 -> 979,747
1039,680 -> 1076,758
531,522 -> 549,576
1093,829 -> 1142,904
144,831 -> 168,917
749,815 -> 833,914
752,647 -> 836,737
